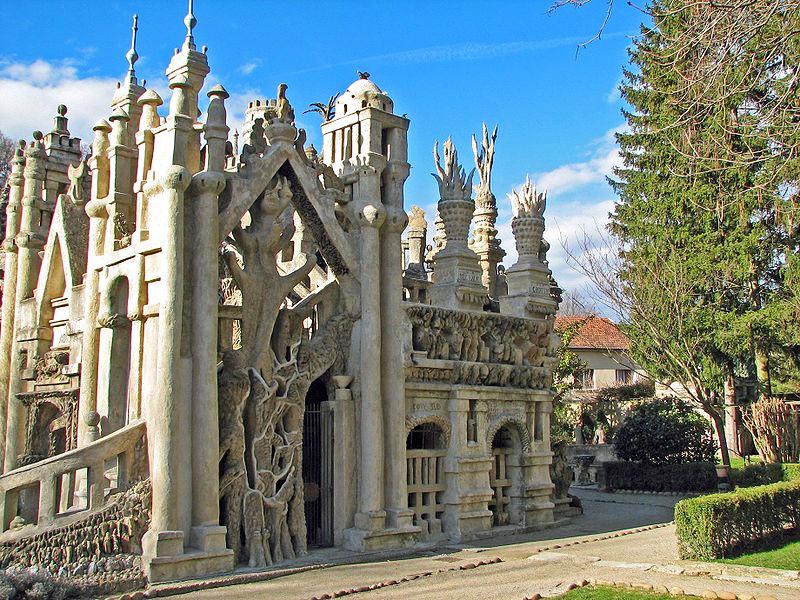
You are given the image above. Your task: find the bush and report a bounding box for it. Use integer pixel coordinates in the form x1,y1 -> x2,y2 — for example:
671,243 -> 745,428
601,461 -> 718,493
674,480 -> 800,560
731,463 -> 784,488
783,463 -> 800,481
614,397 -> 716,465
730,462 -> 800,488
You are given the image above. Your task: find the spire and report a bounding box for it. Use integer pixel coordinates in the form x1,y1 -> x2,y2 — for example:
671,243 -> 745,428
126,14 -> 139,85
183,0 -> 197,51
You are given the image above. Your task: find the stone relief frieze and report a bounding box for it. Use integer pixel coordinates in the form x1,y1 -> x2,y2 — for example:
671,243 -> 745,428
405,304 -> 555,390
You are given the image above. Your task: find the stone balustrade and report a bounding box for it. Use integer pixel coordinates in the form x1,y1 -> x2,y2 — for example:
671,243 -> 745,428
0,419 -> 146,536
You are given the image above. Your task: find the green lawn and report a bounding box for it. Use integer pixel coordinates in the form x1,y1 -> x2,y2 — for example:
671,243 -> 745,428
716,534 -> 800,571
560,587 -> 673,600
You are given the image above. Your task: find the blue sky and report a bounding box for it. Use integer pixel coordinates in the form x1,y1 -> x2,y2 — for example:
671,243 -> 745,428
0,0 -> 644,299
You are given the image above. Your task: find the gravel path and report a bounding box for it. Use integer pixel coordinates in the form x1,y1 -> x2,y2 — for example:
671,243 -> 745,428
150,489 -> 797,600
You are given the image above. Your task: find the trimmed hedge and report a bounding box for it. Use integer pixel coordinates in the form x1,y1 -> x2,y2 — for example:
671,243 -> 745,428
674,480 -> 800,560
783,463 -> 800,481
730,462 -> 800,488
601,461 -> 718,493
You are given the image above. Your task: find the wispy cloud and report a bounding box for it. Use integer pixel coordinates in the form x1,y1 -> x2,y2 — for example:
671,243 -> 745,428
237,61 -> 259,76
289,31 -> 629,75
606,75 -> 623,103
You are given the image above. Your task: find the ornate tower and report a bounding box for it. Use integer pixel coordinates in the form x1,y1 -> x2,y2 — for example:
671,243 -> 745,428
321,74 -> 417,549
470,123 -> 505,299
429,138 -> 487,311
499,176 -> 558,319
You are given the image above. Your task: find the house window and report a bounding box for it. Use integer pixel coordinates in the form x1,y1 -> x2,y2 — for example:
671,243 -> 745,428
575,369 -> 594,390
615,369 -> 632,385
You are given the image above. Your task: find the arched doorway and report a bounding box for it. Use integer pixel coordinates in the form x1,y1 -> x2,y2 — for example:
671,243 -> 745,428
302,377 -> 333,547
489,426 -> 522,527
406,422 -> 447,539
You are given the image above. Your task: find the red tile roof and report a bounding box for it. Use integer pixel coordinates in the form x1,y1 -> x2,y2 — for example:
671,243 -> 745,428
554,315 -> 631,351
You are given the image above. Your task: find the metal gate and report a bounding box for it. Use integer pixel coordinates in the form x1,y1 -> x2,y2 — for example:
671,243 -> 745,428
302,379 -> 333,547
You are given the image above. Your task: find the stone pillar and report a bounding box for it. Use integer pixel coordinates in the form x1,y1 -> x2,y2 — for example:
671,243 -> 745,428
77,120 -> 112,447
4,132 -> 47,471
354,201 -> 386,533
142,165 -> 191,560
404,206 -> 427,280
332,375 -> 356,546
0,142 -> 25,470
189,85 -> 229,552
381,165 -> 413,530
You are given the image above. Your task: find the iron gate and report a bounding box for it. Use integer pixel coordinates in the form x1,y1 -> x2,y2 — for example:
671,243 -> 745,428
302,380 -> 334,547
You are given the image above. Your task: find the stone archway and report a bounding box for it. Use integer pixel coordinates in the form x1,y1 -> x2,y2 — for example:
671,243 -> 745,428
406,420 -> 448,539
488,422 -> 527,527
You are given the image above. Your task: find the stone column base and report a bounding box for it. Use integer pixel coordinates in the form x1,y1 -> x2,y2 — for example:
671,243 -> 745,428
342,523 -> 420,552
143,529 -> 234,583
385,507 -> 415,529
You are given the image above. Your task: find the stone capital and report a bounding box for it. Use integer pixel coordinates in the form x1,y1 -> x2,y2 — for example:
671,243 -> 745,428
357,203 -> 386,229
15,231 -> 45,250
85,197 -> 108,220
152,165 -> 193,194
383,206 -> 408,233
190,170 -> 226,195
2,238 -> 17,253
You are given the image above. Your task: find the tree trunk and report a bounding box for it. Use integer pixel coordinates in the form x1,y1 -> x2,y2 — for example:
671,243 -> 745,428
724,360 -> 740,457
754,343 -> 772,397
704,395 -> 731,467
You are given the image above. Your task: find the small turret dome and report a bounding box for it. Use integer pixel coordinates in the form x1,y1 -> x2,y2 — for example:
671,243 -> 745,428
335,73 -> 394,116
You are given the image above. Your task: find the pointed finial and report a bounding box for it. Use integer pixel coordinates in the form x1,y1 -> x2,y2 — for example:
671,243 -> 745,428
126,14 -> 139,84
184,0 -> 197,51
233,129 -> 239,156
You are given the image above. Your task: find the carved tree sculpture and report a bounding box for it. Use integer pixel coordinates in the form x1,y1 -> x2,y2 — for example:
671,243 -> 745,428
217,90 -> 355,567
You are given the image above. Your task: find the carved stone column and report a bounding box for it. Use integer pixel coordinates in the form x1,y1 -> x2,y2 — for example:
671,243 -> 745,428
500,177 -> 558,319
352,201 -> 386,536
429,139 -> 486,311
4,133 -> 47,471
470,124 -> 505,299
77,120 -> 111,448
332,375 -> 355,546
142,166 -> 192,561
0,142 -> 25,470
187,84 -> 229,552
381,163 -> 413,530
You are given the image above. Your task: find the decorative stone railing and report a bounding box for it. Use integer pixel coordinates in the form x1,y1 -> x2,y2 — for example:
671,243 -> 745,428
0,419 -> 147,535
405,303 -> 556,390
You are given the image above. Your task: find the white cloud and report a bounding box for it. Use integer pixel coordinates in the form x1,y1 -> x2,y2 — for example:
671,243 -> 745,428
547,198 -> 616,293
0,58 -> 118,142
237,62 -> 258,76
606,76 -> 623,103
534,125 -> 625,195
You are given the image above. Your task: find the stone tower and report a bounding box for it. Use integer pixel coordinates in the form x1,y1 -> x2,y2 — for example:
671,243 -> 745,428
321,74 -> 418,549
